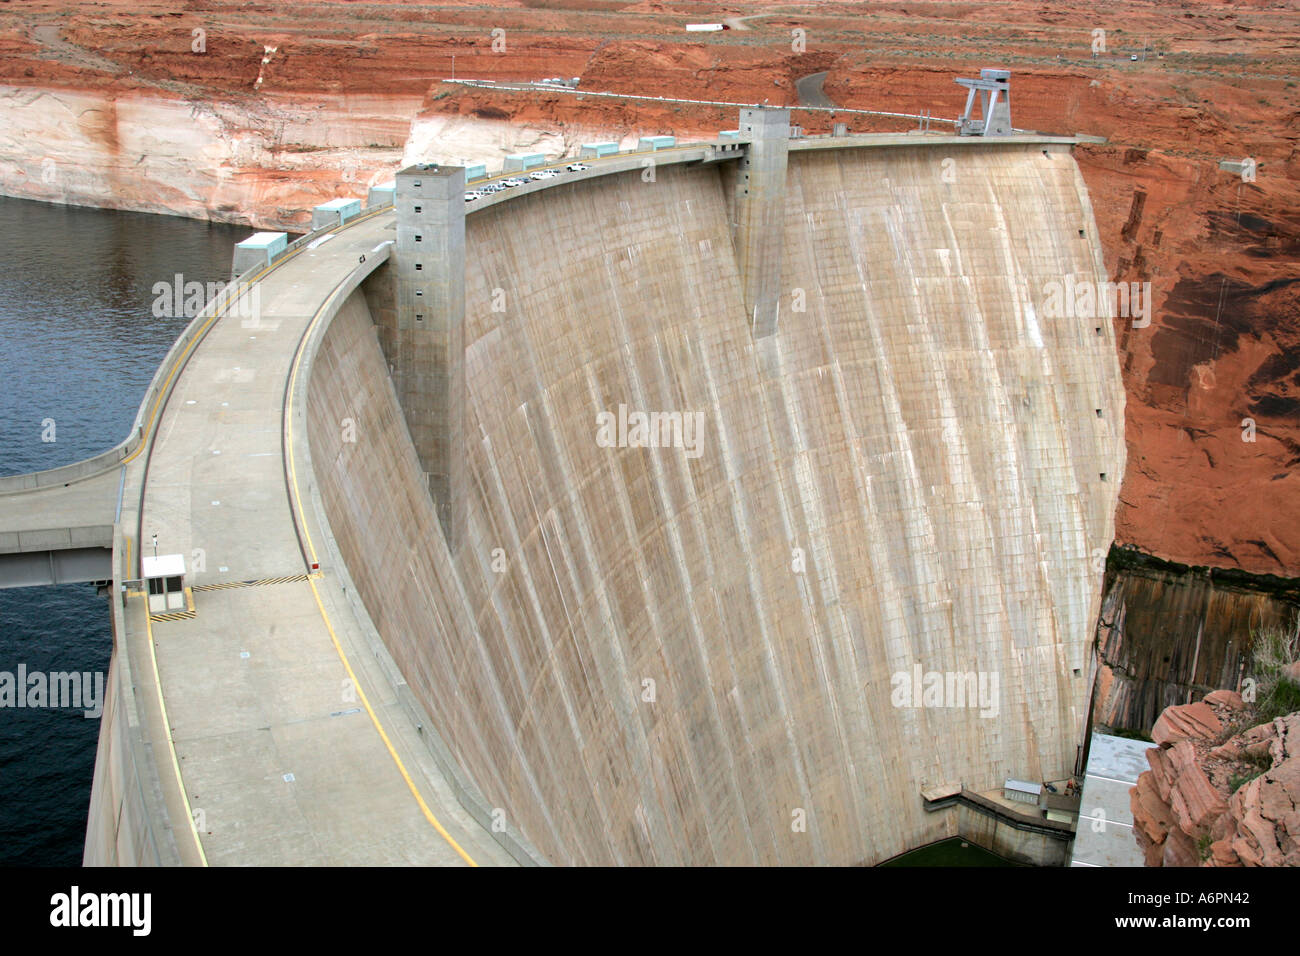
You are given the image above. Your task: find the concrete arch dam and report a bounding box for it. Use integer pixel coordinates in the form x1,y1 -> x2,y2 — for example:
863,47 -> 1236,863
306,138 -> 1124,865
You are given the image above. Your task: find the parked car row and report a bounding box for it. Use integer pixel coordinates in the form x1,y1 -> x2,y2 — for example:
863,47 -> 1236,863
463,162 -> 593,202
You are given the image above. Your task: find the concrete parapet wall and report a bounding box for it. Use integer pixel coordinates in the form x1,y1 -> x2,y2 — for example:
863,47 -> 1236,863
0,445 -> 133,494
304,289 -> 546,866
309,143 -> 1123,865
84,527 -> 180,866
956,804 -> 1072,866
0,525 -> 113,552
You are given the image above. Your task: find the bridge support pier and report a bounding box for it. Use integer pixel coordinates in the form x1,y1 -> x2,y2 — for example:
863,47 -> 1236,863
734,107 -> 790,338
391,164 -> 466,550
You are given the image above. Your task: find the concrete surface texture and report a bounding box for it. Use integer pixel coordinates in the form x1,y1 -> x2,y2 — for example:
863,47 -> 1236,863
734,107 -> 790,338
1070,733 -> 1155,867
0,459 -> 118,587
392,164 -> 466,546
308,141 -> 1125,865
82,212 -> 517,867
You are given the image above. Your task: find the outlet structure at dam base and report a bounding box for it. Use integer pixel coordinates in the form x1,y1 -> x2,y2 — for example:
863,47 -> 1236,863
0,109 -> 1126,866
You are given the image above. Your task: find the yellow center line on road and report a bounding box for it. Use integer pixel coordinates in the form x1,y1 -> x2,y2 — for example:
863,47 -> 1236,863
142,595 -> 209,866
301,576 -> 478,866
121,252 -> 298,468
116,146 -> 677,864
282,242 -> 479,867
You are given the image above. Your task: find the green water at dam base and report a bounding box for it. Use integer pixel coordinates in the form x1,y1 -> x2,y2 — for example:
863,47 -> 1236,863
880,839 -> 1024,867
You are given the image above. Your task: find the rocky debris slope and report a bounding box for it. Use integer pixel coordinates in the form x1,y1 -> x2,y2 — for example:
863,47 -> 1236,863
1131,689 -> 1300,866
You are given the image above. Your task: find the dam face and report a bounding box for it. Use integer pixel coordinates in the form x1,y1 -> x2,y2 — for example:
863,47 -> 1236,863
306,141 -> 1124,864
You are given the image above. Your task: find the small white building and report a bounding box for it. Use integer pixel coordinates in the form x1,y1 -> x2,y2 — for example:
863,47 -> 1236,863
142,554 -> 187,614
231,231 -> 288,275
366,181 -> 396,208
311,197 -> 362,230
1003,779 -> 1042,806
579,142 -> 620,159
503,153 -> 547,172
638,135 -> 676,151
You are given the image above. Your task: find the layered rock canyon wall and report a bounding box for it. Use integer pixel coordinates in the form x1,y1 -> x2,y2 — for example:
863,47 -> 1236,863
4,5 -> 1298,852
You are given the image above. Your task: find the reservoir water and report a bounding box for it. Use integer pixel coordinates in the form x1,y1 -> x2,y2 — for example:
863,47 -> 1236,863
0,195 -> 247,865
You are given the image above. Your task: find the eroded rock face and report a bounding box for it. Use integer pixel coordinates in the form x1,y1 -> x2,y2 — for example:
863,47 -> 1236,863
1153,702 -> 1222,746
1132,691 -> 1300,866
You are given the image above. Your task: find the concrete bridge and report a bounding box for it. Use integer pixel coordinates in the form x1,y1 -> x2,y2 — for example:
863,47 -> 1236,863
0,107 -> 1125,866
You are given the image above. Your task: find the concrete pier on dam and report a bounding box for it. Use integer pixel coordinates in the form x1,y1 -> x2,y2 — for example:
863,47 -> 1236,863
0,110 -> 1125,866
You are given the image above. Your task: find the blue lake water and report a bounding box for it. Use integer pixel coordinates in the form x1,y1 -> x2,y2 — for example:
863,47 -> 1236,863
0,195 -> 246,865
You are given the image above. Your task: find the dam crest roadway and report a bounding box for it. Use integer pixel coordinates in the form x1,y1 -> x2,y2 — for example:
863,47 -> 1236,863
0,105 -> 1126,866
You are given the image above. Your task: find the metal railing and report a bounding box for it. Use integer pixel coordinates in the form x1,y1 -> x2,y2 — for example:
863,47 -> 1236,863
954,788 -> 1076,840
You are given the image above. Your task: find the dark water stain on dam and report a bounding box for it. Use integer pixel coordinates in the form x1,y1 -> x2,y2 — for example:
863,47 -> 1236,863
1093,546 -> 1300,735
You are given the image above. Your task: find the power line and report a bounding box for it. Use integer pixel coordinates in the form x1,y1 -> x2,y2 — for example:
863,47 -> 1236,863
444,78 -> 963,127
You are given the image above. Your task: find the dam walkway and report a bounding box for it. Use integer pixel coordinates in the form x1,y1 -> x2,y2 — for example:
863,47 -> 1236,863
0,466 -> 117,588
0,205 -> 518,865
113,212 -> 513,865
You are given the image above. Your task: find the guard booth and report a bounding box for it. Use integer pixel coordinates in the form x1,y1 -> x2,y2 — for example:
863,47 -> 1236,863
143,554 -> 186,613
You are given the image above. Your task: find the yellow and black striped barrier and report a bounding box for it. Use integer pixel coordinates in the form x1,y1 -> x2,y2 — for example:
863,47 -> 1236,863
192,573 -> 318,592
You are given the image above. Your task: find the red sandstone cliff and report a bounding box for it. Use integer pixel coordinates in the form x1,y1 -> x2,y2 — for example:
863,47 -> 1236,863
1131,688 -> 1300,866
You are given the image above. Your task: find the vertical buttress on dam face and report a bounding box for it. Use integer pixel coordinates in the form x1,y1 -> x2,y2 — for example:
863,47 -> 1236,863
307,140 -> 1125,865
